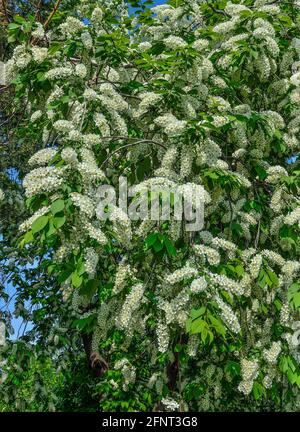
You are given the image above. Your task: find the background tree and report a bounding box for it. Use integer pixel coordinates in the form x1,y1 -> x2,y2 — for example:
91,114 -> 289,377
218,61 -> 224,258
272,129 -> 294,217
1,0 -> 300,412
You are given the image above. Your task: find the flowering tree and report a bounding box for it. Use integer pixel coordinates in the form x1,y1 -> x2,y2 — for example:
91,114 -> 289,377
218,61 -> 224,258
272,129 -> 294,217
1,0 -> 300,412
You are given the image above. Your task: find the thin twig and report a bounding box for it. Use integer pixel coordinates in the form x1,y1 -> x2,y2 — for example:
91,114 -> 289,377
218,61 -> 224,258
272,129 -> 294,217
100,139 -> 166,168
208,4 -> 229,17
44,0 -> 61,29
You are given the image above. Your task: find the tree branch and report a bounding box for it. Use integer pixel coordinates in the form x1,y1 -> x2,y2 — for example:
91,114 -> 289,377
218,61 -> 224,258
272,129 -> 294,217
43,0 -> 61,29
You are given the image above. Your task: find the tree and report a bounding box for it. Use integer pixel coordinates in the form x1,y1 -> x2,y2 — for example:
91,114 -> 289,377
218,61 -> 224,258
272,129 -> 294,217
1,0 -> 300,412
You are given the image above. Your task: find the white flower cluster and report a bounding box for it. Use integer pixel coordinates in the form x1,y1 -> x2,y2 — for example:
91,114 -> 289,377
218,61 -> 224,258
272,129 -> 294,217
263,341 -> 281,365
70,192 -> 95,218
45,67 -> 74,80
114,358 -> 136,391
164,35 -> 187,50
165,264 -> 198,285
28,148 -> 57,166
59,17 -> 84,37
194,245 -> 221,266
32,22 -> 45,39
94,113 -> 110,136
0,321 -> 6,346
161,397 -> 180,411
75,64 -> 87,78
261,250 -> 285,267
209,273 -> 243,296
91,7 -> 103,25
61,147 -> 78,166
23,167 -> 64,197
284,207 -> 300,226
112,261 -> 132,295
117,283 -> 144,331
81,31 -> 93,49
133,92 -> 162,118
84,221 -> 107,245
190,277 -> 207,293
215,296 -> 241,334
154,113 -> 187,136
238,359 -> 259,395
211,237 -> 237,257
31,47 -> 48,63
248,254 -> 262,279
156,320 -> 169,353
84,247 -> 99,277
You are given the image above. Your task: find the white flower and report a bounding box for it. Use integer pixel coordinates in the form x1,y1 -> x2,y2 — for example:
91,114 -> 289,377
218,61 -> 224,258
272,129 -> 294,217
31,47 -> 48,63
19,206 -> 50,232
61,147 -> 78,166
70,192 -> 95,218
138,41 -> 152,51
263,342 -> 281,364
164,35 -> 187,50
81,31 -> 93,49
193,39 -> 209,52
30,110 -> 43,122
154,113 -> 187,136
161,397 -> 180,411
28,148 -> 57,166
215,296 -> 241,334
165,264 -> 198,285
32,22 -> 45,39
45,67 -> 74,80
156,320 -> 169,353
0,322 -> 6,346
117,283 -> 144,330
53,120 -> 74,133
238,358 -> 259,395
75,63 -> 87,78
23,167 -> 64,197
190,277 -> 207,293
84,247 -> 99,276
91,7 -> 103,25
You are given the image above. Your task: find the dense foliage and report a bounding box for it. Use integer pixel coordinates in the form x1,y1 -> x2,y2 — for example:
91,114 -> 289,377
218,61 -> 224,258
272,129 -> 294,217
0,0 -> 300,412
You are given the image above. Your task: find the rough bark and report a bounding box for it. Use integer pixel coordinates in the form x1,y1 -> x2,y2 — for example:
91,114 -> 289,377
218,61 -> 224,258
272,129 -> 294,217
82,333 -> 108,377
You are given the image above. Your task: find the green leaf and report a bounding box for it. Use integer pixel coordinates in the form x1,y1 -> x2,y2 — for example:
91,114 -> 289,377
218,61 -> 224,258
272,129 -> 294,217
53,215 -> 66,228
189,318 -> 207,335
73,313 -> 97,333
71,271 -> 83,288
46,220 -> 57,237
19,230 -> 34,248
190,307 -> 206,320
79,279 -> 99,300
292,292 -> 300,308
51,199 -> 65,215
144,233 -> 158,248
31,215 -> 49,234
208,313 -> 226,337
266,268 -> 279,287
225,361 -> 241,377
8,23 -> 21,29
153,240 -> 164,252
163,236 -> 177,257
288,283 -> 300,310
255,165 -> 268,180
253,382 -> 264,400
